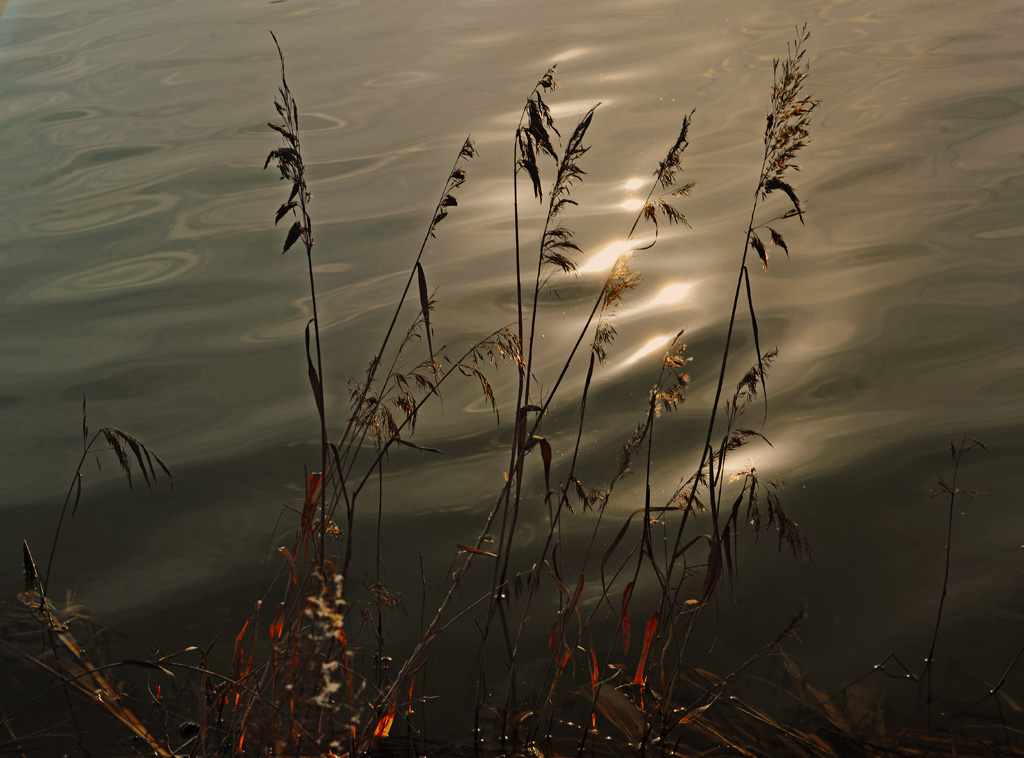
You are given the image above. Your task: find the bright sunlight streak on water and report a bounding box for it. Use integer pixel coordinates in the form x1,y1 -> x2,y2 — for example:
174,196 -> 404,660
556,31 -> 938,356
580,239 -> 632,274
622,333 -> 673,366
649,282 -> 690,306
550,47 -> 589,62
620,177 -> 648,210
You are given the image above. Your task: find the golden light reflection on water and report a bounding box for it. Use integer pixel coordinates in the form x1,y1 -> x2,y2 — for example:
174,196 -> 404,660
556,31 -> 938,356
622,333 -> 673,366
549,47 -> 590,63
620,176 -> 649,211
616,283 -> 691,367
649,282 -> 690,306
580,239 -> 632,274
584,171 -> 695,372
582,177 -> 667,273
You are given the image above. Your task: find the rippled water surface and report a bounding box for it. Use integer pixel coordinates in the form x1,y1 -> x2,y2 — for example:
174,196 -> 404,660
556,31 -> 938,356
2,0 -> 1022,694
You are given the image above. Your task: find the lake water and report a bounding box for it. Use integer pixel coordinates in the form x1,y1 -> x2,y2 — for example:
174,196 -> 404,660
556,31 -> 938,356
2,0 -> 1022,719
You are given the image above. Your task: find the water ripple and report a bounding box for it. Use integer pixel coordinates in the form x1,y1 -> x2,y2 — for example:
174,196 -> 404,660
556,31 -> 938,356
26,251 -> 201,301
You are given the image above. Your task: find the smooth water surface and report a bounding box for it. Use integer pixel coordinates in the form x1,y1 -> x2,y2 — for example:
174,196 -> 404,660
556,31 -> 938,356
1,0 -> 1022,696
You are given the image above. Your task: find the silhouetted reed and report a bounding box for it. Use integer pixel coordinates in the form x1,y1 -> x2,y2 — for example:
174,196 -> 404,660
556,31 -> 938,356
253,26 -> 822,757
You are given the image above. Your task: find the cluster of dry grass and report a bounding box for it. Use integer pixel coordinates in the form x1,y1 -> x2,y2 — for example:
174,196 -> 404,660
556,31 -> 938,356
2,25 -> 1021,758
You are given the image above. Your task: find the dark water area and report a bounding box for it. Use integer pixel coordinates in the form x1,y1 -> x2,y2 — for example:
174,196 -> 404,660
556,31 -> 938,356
2,0 -> 1023,738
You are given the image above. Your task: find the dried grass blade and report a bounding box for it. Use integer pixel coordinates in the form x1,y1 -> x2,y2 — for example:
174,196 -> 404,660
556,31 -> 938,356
415,261 -> 434,361
672,537 -> 705,568
282,220 -> 302,254
568,573 -> 585,617
457,543 -> 497,558
277,546 -> 299,588
749,232 -> 768,271
101,428 -> 132,489
675,702 -> 712,725
632,611 -> 659,685
269,602 -> 286,640
22,625 -> 174,756
116,431 -> 153,489
275,201 -> 298,225
118,659 -> 174,678
763,178 -> 803,223
725,491 -> 744,582
742,266 -> 768,416
767,227 -> 789,258
22,540 -> 38,592
530,435 -> 553,495
305,320 -> 325,422
372,704 -> 395,738
621,581 -> 634,654
594,684 -> 645,743
395,438 -> 442,454
600,513 -> 637,589
305,472 -> 322,508
70,474 -> 82,516
696,545 -> 722,609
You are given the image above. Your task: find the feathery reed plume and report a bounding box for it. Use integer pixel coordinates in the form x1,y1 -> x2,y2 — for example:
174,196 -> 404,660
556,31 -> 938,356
476,145 -> 698,726
537,110 -> 693,412
471,99 -> 601,742
341,135 -> 477,460
611,30 -> 818,731
516,66 -> 559,203
484,78 -> 562,643
538,104 -> 596,277
592,112 -> 694,366
512,67 -> 558,383
524,104 -> 598,382
505,111 -> 697,641
330,138 -> 484,654
551,32 -> 816,746
669,25 -> 817,572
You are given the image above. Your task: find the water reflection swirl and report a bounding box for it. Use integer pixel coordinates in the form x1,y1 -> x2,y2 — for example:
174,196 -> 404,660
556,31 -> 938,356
26,251 -> 201,302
